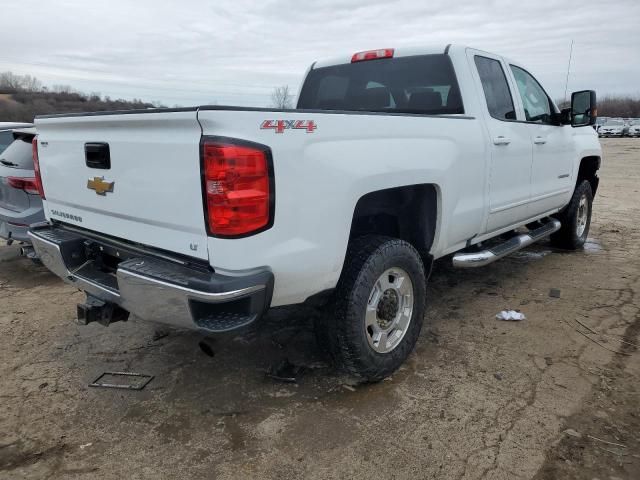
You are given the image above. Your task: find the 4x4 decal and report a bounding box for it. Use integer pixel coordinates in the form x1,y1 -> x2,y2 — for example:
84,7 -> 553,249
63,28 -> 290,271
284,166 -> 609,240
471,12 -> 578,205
261,120 -> 317,133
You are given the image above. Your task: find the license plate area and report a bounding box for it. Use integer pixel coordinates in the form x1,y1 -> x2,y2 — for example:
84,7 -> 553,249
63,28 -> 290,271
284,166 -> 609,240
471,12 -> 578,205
70,240 -> 131,293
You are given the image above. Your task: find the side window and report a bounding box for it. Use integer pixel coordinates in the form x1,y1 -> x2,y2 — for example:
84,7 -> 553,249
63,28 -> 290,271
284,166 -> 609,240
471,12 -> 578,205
510,65 -> 553,124
474,56 -> 516,121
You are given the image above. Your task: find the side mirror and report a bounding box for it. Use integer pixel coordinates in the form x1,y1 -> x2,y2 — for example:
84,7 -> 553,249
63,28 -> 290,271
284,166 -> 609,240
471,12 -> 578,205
570,90 -> 597,127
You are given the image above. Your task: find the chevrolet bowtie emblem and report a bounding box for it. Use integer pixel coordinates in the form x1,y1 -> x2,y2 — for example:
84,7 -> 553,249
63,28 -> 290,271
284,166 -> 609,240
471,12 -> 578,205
87,176 -> 114,195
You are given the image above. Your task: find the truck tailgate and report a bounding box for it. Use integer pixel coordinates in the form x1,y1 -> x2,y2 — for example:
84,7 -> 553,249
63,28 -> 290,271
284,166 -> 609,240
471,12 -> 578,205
35,110 -> 209,260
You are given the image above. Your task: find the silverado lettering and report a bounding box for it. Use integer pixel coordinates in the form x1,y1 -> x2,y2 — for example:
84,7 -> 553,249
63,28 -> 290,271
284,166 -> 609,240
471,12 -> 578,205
50,210 -> 82,222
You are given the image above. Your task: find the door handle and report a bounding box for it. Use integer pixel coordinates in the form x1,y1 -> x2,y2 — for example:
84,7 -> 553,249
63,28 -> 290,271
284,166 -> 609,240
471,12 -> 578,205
85,143 -> 111,169
533,136 -> 547,145
493,136 -> 511,145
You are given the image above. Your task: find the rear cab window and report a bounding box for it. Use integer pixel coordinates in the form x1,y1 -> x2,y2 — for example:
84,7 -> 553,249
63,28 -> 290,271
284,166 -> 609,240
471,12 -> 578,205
297,54 -> 464,115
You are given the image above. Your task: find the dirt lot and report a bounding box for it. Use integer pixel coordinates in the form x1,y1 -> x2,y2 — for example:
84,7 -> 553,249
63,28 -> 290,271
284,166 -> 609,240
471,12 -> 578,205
1,139 -> 639,480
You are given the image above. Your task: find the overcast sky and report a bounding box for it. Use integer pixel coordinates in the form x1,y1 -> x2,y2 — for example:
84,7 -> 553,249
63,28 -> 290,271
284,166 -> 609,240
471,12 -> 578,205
2,0 -> 639,107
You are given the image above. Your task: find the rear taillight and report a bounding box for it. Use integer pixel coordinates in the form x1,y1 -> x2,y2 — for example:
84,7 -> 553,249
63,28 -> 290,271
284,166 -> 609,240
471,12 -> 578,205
351,48 -> 394,63
7,177 -> 39,195
32,136 -> 45,199
201,139 -> 273,237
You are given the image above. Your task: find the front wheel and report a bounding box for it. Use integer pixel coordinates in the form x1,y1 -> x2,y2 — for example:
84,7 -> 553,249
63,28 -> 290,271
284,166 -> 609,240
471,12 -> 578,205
551,180 -> 593,250
319,235 -> 427,382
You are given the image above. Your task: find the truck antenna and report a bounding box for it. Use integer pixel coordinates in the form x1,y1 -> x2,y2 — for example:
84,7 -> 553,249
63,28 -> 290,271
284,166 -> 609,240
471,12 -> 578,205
563,40 -> 574,104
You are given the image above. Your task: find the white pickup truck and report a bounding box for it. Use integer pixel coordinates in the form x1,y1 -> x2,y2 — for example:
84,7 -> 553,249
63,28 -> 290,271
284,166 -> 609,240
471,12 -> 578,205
29,45 -> 601,381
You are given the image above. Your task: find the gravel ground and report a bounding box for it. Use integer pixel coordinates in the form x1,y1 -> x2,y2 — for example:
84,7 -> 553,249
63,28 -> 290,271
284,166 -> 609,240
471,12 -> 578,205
1,138 -> 639,480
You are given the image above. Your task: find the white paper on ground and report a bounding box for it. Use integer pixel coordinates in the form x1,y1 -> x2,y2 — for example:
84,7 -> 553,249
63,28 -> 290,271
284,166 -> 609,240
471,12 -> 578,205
495,310 -> 526,321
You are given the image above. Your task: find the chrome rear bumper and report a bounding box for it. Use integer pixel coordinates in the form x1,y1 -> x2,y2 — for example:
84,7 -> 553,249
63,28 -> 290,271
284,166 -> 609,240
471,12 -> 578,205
28,225 -> 273,332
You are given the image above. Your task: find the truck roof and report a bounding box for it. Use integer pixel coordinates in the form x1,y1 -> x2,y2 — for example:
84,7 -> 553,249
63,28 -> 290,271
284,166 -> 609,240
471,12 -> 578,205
313,43 -> 514,68
313,45 -> 451,69
312,44 -> 520,70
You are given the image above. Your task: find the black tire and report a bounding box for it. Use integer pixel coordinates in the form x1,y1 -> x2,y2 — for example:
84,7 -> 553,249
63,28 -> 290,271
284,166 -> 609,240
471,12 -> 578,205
551,180 -> 593,250
319,235 -> 427,382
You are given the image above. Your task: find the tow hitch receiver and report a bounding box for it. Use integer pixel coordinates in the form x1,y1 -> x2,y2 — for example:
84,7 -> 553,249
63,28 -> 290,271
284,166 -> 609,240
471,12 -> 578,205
77,295 -> 129,327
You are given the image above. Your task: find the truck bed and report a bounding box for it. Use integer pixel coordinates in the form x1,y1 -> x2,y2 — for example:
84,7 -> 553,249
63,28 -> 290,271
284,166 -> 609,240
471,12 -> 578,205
35,105 -> 487,305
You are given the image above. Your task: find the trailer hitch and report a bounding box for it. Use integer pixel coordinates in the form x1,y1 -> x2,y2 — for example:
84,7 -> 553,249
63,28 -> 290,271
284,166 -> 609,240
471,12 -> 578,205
77,295 -> 129,327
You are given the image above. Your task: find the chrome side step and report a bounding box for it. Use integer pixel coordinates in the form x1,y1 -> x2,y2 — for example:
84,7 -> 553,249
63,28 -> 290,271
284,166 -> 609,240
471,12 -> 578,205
452,219 -> 561,268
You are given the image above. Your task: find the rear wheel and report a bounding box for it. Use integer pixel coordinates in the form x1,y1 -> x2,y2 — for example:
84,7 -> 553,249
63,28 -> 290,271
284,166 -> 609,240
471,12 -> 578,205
551,180 -> 593,250
318,235 -> 427,382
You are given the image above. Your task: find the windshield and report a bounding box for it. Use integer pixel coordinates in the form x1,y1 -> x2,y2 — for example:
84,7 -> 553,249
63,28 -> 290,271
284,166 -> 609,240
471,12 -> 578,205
605,120 -> 623,126
297,54 -> 464,115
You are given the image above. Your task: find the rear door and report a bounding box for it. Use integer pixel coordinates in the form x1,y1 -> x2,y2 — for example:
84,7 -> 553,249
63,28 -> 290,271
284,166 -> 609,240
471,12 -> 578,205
35,110 -> 209,259
508,65 -> 574,216
468,50 -> 533,232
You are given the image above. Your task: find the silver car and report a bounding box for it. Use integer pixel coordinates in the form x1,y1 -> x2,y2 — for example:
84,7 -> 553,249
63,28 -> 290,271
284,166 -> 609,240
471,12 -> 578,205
628,120 -> 640,137
0,127 -> 45,249
598,119 -> 626,137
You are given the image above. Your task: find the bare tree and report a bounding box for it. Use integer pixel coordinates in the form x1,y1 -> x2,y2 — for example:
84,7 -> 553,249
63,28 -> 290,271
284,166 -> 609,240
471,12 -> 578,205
0,72 -> 41,91
270,85 -> 293,109
598,95 -> 640,118
0,71 -> 157,122
21,75 -> 42,92
556,94 -> 640,118
0,71 -> 25,90
52,84 -> 74,94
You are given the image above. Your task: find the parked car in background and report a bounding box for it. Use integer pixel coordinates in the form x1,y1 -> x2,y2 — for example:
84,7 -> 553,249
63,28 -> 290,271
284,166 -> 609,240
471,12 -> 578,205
0,122 -> 33,154
0,127 -> 45,255
594,116 -> 608,133
627,120 -> 640,137
599,119 -> 626,137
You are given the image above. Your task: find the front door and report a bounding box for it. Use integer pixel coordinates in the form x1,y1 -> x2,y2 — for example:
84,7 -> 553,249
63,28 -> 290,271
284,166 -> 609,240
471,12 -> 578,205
509,65 -> 574,216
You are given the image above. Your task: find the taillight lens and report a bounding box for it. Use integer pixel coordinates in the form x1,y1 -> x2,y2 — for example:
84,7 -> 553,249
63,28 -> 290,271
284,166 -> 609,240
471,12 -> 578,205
7,177 -> 39,195
32,136 -> 45,199
202,140 -> 272,237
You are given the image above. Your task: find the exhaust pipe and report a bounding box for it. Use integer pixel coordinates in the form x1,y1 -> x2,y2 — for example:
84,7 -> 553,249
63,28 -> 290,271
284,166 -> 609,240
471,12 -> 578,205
20,245 -> 36,259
